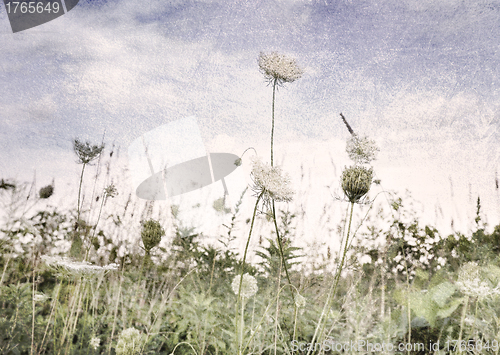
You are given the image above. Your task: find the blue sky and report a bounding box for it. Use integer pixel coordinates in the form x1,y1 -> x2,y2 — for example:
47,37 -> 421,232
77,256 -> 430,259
1,0 -> 500,255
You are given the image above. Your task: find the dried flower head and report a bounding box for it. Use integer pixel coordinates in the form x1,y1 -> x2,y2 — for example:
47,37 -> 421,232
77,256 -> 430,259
251,156 -> 294,210
456,262 -> 500,299
258,52 -> 304,85
104,184 -> 118,198
346,134 -> 379,164
73,139 -> 105,165
232,273 -> 258,299
141,219 -> 165,254
115,328 -> 144,355
341,165 -> 373,203
89,336 -> 100,350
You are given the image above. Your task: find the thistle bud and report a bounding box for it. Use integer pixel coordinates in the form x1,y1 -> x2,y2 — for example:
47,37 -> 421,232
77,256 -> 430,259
341,166 -> 373,203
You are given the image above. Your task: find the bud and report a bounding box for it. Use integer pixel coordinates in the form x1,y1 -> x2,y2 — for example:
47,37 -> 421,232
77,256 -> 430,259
341,165 -> 373,203
141,219 -> 165,254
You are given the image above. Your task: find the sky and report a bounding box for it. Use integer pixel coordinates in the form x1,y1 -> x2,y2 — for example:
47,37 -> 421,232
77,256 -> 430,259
1,0 -> 500,260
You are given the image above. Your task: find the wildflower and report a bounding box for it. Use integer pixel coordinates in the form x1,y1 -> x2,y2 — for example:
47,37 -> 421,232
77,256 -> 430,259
234,158 -> 242,166
140,219 -> 165,254
456,262 -> 500,299
295,293 -> 306,308
115,328 -> 144,355
258,52 -> 304,85
73,139 -> 104,165
104,184 -> 118,198
250,156 -> 294,209
346,135 -> 379,165
41,255 -> 118,277
89,336 -> 100,350
341,165 -> 373,203
33,292 -> 49,303
39,184 -> 54,199
232,273 -> 258,299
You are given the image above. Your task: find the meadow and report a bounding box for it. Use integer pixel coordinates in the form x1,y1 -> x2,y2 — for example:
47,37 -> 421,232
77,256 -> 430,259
2,52 -> 500,355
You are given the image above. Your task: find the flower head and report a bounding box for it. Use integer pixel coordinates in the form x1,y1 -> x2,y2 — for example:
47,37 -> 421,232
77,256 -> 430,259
341,165 -> 373,203
250,156 -> 294,209
89,336 -> 100,350
258,52 -> 304,85
295,293 -> 306,308
115,328 -> 144,355
39,184 -> 54,199
73,139 -> 105,165
346,135 -> 379,164
104,184 -> 118,198
41,255 -> 118,277
456,262 -> 500,299
141,219 -> 165,254
232,273 -> 258,299
33,292 -> 49,303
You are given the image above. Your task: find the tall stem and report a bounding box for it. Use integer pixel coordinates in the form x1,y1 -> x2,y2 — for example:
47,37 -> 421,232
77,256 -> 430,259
76,163 -> 86,226
306,201 -> 355,355
270,78 -> 277,167
236,192 -> 263,355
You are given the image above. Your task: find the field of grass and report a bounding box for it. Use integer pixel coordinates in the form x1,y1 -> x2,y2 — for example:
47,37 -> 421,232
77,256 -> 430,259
2,52 -> 500,355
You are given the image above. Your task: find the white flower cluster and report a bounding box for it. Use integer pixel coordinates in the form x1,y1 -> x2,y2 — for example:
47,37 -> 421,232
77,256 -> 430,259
258,52 -> 304,85
115,328 -> 144,355
251,156 -> 294,208
41,255 -> 118,277
346,134 -> 379,165
33,292 -> 49,303
232,273 -> 258,299
456,262 -> 500,299
89,336 -> 100,350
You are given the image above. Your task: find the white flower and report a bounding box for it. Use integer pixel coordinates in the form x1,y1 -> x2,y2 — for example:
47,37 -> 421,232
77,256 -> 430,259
33,292 -> 49,303
251,156 -> 294,208
115,328 -> 144,355
295,293 -> 306,308
346,135 -> 379,165
258,52 -> 304,85
456,262 -> 500,299
89,336 -> 100,350
41,255 -> 118,277
232,273 -> 258,299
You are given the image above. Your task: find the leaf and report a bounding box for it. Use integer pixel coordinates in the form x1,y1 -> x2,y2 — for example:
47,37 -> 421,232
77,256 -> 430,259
436,298 -> 464,319
429,282 -> 456,308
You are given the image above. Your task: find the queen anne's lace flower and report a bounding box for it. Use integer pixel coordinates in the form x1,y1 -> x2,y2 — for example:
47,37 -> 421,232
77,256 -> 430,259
115,328 -> 144,355
251,156 -> 294,209
258,52 -> 304,85
41,255 -> 118,277
346,135 -> 379,164
89,336 -> 100,350
295,294 -> 306,308
341,165 -> 373,203
456,262 -> 500,299
232,273 -> 258,299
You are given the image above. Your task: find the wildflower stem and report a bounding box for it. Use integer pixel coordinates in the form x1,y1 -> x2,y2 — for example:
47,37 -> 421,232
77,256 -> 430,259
271,77 -> 277,167
306,201 -> 354,355
236,191 -> 263,355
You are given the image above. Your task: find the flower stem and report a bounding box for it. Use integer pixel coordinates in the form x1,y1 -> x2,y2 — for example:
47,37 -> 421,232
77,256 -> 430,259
306,201 -> 355,355
236,192 -> 263,355
270,78 -> 277,167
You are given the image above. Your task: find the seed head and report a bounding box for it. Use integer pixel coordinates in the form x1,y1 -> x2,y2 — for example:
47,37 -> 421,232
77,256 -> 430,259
232,273 -> 258,299
295,293 -> 306,308
41,255 -> 118,277
73,139 -> 105,165
104,184 -> 118,198
346,135 -> 379,164
141,219 -> 165,254
115,328 -> 144,355
258,52 -> 304,85
341,165 -> 373,203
